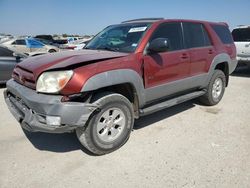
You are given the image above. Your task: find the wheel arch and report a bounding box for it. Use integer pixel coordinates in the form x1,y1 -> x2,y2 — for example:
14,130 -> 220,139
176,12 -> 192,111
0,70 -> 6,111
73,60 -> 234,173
81,69 -> 146,118
209,53 -> 231,87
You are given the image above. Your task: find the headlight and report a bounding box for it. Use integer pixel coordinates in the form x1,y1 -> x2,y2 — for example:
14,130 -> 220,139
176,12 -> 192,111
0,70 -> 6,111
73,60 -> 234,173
36,70 -> 73,93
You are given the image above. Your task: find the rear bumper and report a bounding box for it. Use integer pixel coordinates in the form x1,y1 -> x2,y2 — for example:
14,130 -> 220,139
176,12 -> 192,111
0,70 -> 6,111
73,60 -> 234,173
237,56 -> 250,64
4,79 -> 98,133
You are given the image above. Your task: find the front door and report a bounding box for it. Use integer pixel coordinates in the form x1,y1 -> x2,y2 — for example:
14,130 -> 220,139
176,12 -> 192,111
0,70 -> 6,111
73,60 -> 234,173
143,22 -> 190,102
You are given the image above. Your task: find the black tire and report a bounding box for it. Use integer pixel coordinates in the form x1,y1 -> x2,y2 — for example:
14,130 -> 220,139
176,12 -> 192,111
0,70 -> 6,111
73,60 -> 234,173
76,92 -> 134,155
199,70 -> 226,106
48,49 -> 56,53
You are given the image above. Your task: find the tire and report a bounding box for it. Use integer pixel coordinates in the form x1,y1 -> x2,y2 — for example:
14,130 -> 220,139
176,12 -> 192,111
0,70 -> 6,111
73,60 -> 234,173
48,49 -> 56,53
199,70 -> 226,106
76,92 -> 134,155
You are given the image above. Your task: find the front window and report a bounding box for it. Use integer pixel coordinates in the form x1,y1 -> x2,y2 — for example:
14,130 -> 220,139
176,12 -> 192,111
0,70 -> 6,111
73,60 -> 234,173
85,23 -> 151,53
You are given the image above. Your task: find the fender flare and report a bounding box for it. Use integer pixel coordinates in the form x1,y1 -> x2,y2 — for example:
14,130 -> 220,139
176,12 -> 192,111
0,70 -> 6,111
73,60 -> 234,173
81,69 -> 146,107
204,53 -> 231,86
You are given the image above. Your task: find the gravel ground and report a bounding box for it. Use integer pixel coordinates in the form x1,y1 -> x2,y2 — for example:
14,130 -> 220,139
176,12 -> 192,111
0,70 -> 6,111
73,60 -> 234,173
0,67 -> 249,188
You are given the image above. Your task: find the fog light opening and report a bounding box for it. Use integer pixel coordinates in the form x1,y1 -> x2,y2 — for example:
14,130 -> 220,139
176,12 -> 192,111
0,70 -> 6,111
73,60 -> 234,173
46,116 -> 61,126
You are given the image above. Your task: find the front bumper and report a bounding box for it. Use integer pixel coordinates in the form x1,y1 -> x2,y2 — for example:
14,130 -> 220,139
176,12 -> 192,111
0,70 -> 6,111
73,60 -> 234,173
4,79 -> 98,133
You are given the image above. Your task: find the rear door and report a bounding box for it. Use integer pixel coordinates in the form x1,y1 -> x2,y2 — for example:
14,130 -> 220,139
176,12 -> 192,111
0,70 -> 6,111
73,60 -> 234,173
183,22 -> 215,76
0,47 -> 17,82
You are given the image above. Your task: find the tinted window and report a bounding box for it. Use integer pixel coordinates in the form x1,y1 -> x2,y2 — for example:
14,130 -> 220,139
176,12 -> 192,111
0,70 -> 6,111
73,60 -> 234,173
12,39 -> 26,45
183,23 -> 211,48
232,28 -> 250,42
149,22 -> 184,51
211,24 -> 234,44
0,47 -> 14,57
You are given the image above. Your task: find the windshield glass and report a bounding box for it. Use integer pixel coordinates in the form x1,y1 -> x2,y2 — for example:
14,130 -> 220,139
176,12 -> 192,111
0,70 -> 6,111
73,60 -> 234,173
85,23 -> 151,53
232,28 -> 250,42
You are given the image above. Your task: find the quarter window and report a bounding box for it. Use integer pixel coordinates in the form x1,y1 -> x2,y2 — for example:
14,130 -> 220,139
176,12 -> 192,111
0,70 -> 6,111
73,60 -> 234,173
149,22 -> 184,51
211,24 -> 234,44
183,22 -> 211,48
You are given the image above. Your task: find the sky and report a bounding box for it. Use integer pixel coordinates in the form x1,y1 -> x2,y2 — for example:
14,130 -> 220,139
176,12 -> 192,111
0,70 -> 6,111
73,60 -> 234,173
0,0 -> 249,36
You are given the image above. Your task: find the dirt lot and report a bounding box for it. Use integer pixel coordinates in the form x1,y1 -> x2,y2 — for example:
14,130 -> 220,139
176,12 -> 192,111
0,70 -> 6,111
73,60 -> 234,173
0,67 -> 249,188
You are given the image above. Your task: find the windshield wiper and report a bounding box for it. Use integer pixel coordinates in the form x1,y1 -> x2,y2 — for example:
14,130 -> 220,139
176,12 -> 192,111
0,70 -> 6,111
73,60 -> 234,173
96,47 -> 119,52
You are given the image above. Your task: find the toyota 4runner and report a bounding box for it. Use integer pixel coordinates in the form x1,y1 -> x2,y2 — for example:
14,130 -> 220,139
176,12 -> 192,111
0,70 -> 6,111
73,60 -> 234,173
4,18 -> 237,155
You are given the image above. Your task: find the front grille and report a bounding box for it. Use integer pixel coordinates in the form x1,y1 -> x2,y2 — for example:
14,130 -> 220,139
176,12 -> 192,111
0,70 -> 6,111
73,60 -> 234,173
12,65 -> 36,89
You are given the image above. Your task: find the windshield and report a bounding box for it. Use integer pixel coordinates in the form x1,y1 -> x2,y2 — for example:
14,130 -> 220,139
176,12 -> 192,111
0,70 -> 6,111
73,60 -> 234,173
232,28 -> 250,42
85,23 -> 151,53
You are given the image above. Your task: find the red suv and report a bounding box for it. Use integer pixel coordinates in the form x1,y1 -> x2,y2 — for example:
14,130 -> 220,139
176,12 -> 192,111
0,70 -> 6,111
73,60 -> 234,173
4,18 -> 237,155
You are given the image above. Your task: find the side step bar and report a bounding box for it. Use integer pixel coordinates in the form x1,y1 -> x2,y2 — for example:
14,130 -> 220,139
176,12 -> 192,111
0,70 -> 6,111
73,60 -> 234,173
139,90 -> 206,116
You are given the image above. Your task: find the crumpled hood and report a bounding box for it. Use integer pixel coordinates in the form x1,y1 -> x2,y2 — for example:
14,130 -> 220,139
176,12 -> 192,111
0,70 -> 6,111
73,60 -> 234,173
17,49 -> 129,76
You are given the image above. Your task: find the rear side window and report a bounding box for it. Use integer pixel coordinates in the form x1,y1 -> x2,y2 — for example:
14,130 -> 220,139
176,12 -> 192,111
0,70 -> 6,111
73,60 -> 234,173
0,47 -> 14,57
211,24 -> 234,44
150,22 -> 184,51
183,22 -> 211,48
232,28 -> 250,42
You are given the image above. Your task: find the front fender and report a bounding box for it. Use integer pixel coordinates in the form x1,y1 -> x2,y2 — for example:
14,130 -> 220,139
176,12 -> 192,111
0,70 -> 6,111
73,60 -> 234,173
81,69 -> 146,107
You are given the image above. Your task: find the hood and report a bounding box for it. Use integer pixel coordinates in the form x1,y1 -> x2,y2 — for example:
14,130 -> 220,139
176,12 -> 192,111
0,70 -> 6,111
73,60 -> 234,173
17,49 -> 129,77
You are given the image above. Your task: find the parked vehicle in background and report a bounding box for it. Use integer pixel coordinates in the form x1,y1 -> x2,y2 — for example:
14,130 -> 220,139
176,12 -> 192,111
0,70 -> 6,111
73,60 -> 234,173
0,34 -> 14,44
35,35 -> 68,48
64,38 -> 92,50
0,45 -> 27,83
232,26 -> 250,66
2,38 -> 59,54
74,41 -> 86,50
4,18 -> 237,155
35,38 -> 61,48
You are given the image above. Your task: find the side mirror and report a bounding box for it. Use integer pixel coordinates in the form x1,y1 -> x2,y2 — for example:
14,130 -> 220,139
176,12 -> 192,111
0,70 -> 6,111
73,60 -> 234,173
147,38 -> 170,53
13,52 -> 26,62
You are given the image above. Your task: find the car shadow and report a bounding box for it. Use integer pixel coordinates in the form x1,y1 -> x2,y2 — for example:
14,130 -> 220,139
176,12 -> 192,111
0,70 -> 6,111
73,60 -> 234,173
231,65 -> 250,78
22,129 -> 96,156
134,101 -> 195,130
22,100 -> 196,155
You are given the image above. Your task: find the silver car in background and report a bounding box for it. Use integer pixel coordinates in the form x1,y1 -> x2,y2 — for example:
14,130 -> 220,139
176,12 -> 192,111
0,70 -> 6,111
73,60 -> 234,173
0,45 -> 27,83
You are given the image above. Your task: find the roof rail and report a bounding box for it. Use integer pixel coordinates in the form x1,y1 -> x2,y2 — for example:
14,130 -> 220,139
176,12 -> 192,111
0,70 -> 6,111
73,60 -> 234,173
121,18 -> 164,23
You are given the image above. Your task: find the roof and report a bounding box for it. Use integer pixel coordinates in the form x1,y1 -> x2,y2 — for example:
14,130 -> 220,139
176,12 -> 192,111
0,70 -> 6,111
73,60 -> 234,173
234,25 -> 250,29
121,18 -> 229,27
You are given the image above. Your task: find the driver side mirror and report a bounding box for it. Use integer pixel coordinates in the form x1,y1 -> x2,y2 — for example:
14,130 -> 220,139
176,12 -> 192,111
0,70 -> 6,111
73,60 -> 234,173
13,52 -> 26,62
147,38 -> 170,53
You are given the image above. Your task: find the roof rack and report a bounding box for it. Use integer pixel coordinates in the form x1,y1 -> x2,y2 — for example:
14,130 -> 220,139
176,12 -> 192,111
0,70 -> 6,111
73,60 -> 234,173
121,18 -> 164,24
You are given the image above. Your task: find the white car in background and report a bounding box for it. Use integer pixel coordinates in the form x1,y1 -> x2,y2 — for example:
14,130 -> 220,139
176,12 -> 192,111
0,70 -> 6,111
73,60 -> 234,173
232,26 -> 250,66
2,38 -> 59,55
74,41 -> 86,50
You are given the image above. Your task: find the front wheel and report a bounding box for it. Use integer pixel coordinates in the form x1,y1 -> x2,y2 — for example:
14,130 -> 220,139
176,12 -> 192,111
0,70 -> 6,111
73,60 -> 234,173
199,70 -> 226,106
76,92 -> 134,155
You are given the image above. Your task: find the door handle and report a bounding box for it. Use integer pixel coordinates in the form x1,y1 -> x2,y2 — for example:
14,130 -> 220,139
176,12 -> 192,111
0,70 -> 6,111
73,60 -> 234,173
208,49 -> 213,54
180,53 -> 189,59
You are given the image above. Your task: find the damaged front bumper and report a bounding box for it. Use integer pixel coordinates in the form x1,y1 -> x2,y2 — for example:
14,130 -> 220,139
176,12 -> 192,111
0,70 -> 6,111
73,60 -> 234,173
4,79 -> 98,133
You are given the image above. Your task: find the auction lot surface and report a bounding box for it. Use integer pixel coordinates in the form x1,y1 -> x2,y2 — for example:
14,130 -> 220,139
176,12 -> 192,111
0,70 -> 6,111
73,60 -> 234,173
0,67 -> 250,188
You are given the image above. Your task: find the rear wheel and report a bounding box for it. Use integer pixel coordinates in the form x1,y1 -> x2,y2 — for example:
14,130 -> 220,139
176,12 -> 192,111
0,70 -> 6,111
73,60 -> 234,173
76,92 -> 134,155
48,49 -> 56,53
199,70 -> 226,106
